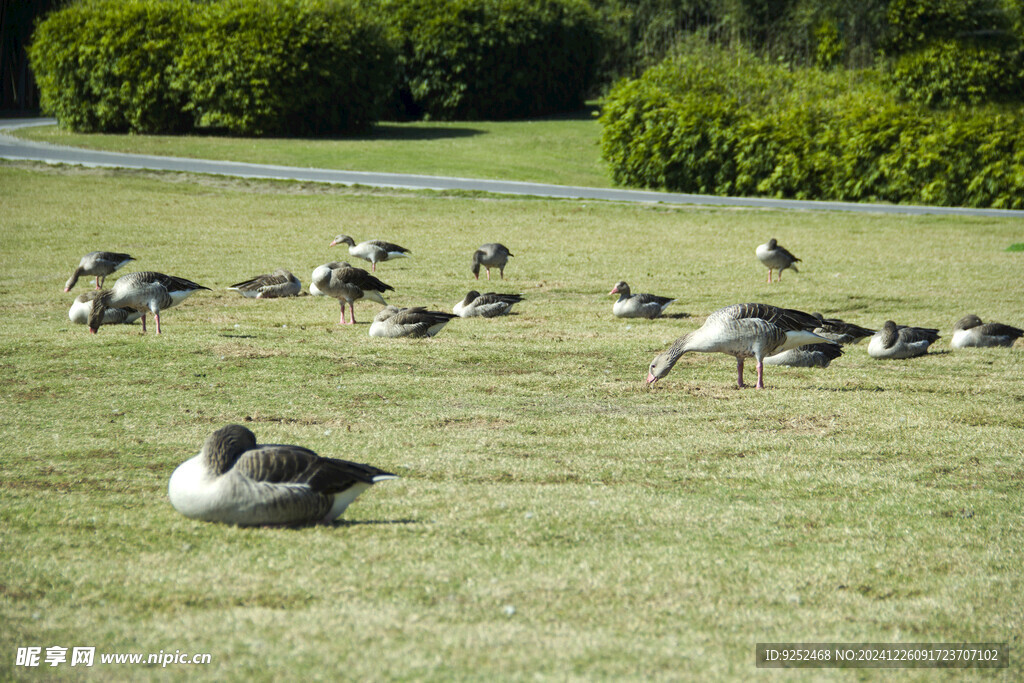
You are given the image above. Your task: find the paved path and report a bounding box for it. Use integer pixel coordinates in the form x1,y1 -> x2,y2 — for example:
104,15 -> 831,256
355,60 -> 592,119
3,118 -> 1024,217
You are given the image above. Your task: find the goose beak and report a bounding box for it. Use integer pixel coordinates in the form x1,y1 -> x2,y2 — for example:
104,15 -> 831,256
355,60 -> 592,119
329,239 -> 339,247
608,287 -> 619,295
646,372 -> 658,385
89,327 -> 98,334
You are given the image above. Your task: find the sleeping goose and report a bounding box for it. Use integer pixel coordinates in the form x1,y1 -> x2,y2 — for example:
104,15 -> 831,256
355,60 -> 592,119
472,243 -> 513,280
369,306 -> 457,338
64,251 -> 135,291
811,313 -> 875,344
646,303 -> 835,389
951,315 -> 1023,348
755,239 -> 800,283
87,271 -> 208,334
330,235 -> 410,271
609,281 -> 675,319
68,290 -> 142,326
168,424 -> 397,526
868,321 -> 940,359
453,291 -> 523,318
227,268 -> 301,298
763,342 -> 844,368
310,261 -> 393,324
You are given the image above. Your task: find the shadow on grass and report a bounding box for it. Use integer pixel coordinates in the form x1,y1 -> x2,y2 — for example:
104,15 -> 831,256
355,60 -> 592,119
335,519 -> 421,527
356,124 -> 487,142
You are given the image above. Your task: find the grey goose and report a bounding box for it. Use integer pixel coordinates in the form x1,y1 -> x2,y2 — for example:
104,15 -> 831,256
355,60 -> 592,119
867,321 -> 940,359
810,313 -> 875,344
68,290 -> 142,326
310,261 -> 393,324
87,271 -> 208,334
755,239 -> 800,283
951,315 -> 1023,348
609,281 -> 675,319
763,343 -> 844,368
330,235 -> 410,271
228,268 -> 302,298
369,306 -> 457,338
64,251 -> 135,291
471,243 -> 513,280
453,291 -> 523,318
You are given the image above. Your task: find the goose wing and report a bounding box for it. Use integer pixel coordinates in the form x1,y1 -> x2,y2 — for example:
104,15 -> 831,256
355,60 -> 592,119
367,240 -> 411,255
234,444 -> 393,493
715,303 -> 819,331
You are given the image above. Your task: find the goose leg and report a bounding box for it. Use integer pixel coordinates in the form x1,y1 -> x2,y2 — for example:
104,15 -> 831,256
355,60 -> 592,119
499,267 -> 504,280
339,301 -> 347,325
736,357 -> 745,388
95,276 -> 102,289
140,314 -> 147,333
755,360 -> 765,389
348,302 -> 357,325
486,268 -> 491,281
766,269 -> 773,284
154,311 -> 162,335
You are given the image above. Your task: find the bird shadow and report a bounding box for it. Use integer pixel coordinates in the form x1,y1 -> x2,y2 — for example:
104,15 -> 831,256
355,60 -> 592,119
661,312 -> 691,320
334,518 -> 421,527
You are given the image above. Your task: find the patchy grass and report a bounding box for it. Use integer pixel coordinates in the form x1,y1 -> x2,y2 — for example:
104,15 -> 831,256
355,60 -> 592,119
1,162 -> 1023,680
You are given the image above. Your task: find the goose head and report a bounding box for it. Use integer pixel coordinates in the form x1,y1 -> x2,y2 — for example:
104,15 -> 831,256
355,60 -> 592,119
609,281 -> 629,296
953,314 -> 983,332
329,235 -> 356,248
202,424 -> 258,475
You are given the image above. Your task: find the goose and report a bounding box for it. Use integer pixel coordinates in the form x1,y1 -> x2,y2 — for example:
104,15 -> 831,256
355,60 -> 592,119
763,343 -> 843,368
951,315 -> 1023,348
64,251 -> 135,291
609,281 -> 675,319
68,290 -> 142,326
87,271 -> 209,334
168,424 -> 397,526
330,235 -> 410,271
811,313 -> 875,344
646,303 -> 836,389
867,321 -> 940,359
453,291 -> 523,318
369,306 -> 457,338
472,243 -> 513,280
227,268 -> 301,298
755,238 -> 800,283
310,261 -> 393,324
308,261 -> 344,297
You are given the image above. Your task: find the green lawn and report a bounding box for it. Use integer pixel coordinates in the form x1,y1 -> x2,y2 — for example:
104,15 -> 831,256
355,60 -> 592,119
1,160 -> 1022,680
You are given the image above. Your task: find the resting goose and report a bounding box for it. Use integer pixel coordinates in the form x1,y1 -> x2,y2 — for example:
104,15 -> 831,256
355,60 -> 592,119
811,313 -> 875,344
951,315 -> 1023,348
168,424 -> 397,526
868,321 -> 940,359
87,271 -> 208,334
646,303 -> 835,389
472,243 -> 513,280
310,261 -> 393,324
228,268 -> 301,298
755,239 -> 800,283
68,290 -> 142,326
453,291 -> 523,318
609,281 -> 675,319
64,251 -> 135,291
763,343 -> 843,368
369,306 -> 457,338
330,235 -> 410,272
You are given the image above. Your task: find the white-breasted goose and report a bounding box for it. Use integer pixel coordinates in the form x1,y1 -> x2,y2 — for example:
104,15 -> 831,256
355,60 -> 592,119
951,315 -> 1023,348
369,306 -> 457,338
471,243 -> 513,280
646,303 -> 835,389
69,290 -> 142,326
330,235 -> 410,271
228,268 -> 302,298
310,261 -> 393,324
168,424 -> 397,526
609,281 -> 675,319
453,291 -> 523,318
87,271 -> 208,334
867,321 -> 940,359
64,251 -> 135,291
755,239 -> 800,283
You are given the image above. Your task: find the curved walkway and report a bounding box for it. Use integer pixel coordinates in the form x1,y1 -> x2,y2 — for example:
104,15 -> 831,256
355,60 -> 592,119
3,118 -> 1024,218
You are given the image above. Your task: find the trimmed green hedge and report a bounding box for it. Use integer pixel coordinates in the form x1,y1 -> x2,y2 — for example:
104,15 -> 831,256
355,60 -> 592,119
600,45 -> 1024,209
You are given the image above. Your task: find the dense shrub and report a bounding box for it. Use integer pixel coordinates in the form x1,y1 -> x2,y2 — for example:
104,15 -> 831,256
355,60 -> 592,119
373,0 -> 602,120
600,45 -> 1024,208
888,40 -> 1019,107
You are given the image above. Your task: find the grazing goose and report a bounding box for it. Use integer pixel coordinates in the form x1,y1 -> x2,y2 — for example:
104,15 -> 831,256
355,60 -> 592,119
369,306 -> 457,338
68,290 -> 142,326
168,424 -> 397,526
228,268 -> 301,298
646,303 -> 835,389
87,271 -> 208,334
64,251 -> 135,291
763,343 -> 844,368
811,313 -> 875,344
453,291 -> 523,318
951,315 -> 1023,348
472,243 -> 513,280
310,261 -> 393,324
330,235 -> 410,271
755,238 -> 800,283
868,321 -> 940,359
609,281 -> 675,319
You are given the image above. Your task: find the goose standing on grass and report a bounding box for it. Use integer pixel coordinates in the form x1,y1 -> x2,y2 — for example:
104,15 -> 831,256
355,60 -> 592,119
868,321 -> 940,359
87,271 -> 208,335
330,235 -> 410,272
68,290 -> 142,326
951,315 -> 1023,348
646,303 -> 836,389
311,261 -> 393,324
811,313 -> 875,344
227,268 -> 301,298
472,243 -> 513,280
453,291 -> 523,318
763,343 -> 844,368
755,238 -> 800,283
369,306 -> 457,338
64,251 -> 135,291
609,281 -> 675,319
168,424 -> 397,526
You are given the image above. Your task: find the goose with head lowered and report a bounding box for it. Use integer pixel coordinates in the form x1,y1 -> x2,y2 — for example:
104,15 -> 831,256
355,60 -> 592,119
227,268 -> 301,298
64,251 -> 135,292
471,243 -> 513,280
311,261 -> 393,324
330,235 -> 410,272
646,303 -> 837,389
609,281 -> 675,319
755,239 -> 800,283
87,271 -> 208,335
369,306 -> 457,338
950,314 -> 1023,348
69,290 -> 142,326
453,291 -> 523,318
169,424 -> 397,526
868,321 -> 940,359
